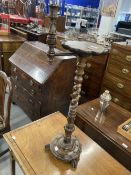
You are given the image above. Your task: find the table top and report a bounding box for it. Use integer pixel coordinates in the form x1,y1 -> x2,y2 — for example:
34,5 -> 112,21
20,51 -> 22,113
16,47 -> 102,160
76,99 -> 131,155
62,40 -> 108,56
4,112 -> 130,175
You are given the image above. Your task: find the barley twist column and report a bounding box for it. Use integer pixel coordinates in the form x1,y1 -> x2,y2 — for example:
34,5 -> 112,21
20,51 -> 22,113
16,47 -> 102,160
64,57 -> 87,143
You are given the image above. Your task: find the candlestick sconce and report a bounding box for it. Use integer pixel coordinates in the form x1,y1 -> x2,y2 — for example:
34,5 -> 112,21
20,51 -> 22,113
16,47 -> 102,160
45,3 -> 108,168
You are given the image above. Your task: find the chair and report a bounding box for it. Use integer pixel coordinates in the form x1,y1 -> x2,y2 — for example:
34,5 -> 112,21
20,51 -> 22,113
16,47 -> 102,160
0,70 -> 12,157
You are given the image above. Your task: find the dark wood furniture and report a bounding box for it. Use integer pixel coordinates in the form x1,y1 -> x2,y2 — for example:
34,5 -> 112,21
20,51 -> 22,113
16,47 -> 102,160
81,53 -> 108,103
4,112 -> 130,175
101,42 -> 131,111
9,41 -> 76,121
0,34 -> 25,75
0,71 -> 12,157
76,98 -> 131,170
56,37 -> 109,102
14,26 -> 48,43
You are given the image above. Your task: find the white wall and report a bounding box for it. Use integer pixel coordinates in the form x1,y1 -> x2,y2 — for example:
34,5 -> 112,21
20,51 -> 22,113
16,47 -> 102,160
120,0 -> 131,12
98,0 -> 131,36
98,16 -> 114,35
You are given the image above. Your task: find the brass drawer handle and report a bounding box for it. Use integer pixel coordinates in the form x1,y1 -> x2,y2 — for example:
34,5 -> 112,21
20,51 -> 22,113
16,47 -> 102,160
30,80 -> 34,86
31,89 -> 35,95
13,67 -> 17,73
122,68 -> 129,74
86,63 -> 91,68
113,98 -> 119,103
14,85 -> 17,90
29,98 -> 33,104
126,55 -> 131,62
15,76 -> 18,81
84,75 -> 89,80
1,54 -> 3,58
117,83 -> 124,89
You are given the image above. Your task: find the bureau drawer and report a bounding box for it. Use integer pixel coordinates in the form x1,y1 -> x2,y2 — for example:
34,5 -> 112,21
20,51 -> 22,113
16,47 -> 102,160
85,60 -> 106,77
11,65 -> 42,96
103,73 -> 131,98
101,86 -> 131,111
107,59 -> 131,81
82,74 -> 102,100
111,47 -> 131,65
13,85 -> 41,120
2,42 -> 22,52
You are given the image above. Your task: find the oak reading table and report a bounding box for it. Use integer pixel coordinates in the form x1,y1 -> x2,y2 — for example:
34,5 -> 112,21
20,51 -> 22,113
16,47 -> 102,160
3,112 -> 130,175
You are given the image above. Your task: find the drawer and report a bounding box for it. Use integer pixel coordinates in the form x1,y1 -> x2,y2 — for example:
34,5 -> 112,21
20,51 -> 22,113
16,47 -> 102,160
111,47 -> 131,65
101,86 -> 131,111
107,59 -> 131,81
2,42 -> 22,52
85,60 -> 106,77
82,74 -> 102,91
103,73 -> 131,98
82,74 -> 102,100
11,65 -> 42,97
13,85 -> 41,120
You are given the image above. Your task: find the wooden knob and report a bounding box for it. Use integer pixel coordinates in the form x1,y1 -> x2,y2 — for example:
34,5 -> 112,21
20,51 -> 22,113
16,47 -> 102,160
126,55 -> 131,62
117,83 -> 124,89
1,54 -> 3,58
122,68 -> 129,74
113,98 -> 119,103
86,63 -> 91,68
81,90 -> 85,95
84,75 -> 89,80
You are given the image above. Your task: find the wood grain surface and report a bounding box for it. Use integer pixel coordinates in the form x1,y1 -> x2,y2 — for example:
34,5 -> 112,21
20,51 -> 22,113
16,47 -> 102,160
76,99 -> 131,170
101,42 -> 131,111
4,112 -> 130,175
10,41 -> 76,119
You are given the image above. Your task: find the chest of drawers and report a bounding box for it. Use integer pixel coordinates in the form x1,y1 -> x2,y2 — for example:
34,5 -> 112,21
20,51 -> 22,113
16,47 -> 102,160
9,41 -> 76,120
0,35 -> 25,75
101,42 -> 131,111
80,53 -> 108,103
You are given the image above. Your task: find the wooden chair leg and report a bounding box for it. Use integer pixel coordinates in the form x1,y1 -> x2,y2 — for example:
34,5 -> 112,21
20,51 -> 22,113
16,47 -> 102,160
0,148 -> 9,157
10,151 -> 15,175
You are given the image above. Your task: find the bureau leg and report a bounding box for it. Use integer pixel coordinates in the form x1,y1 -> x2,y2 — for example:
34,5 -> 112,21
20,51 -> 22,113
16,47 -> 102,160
10,151 -> 15,175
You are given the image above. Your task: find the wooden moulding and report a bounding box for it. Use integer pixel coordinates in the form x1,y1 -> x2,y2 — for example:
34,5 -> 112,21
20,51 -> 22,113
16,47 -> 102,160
117,118 -> 131,141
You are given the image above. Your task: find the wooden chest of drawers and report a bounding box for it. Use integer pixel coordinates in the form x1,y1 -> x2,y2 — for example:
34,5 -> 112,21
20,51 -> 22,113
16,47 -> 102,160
0,34 -> 25,75
9,41 -> 76,120
80,53 -> 108,103
101,42 -> 131,111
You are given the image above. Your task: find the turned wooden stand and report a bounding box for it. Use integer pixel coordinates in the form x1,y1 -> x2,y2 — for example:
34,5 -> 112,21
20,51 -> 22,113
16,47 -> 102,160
3,112 -> 130,175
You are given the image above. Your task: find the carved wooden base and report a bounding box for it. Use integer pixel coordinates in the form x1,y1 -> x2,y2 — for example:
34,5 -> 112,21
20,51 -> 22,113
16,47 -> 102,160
45,135 -> 81,168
